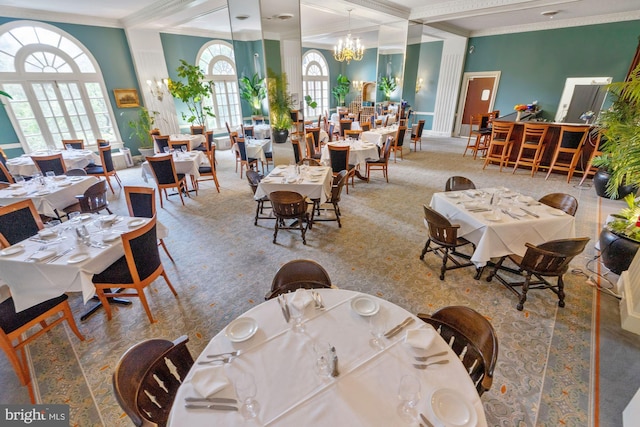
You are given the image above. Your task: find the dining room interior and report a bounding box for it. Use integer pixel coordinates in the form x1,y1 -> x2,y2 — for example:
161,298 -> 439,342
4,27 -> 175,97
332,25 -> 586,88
1,0 -> 640,426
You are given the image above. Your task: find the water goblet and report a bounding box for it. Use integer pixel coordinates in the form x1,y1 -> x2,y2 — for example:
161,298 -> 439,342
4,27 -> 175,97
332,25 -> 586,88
14,175 -> 25,185
397,375 -> 421,423
312,340 -> 333,378
289,301 -> 305,333
181,146 -> 187,153
369,312 -> 387,350
235,373 -> 260,419
163,147 -> 170,154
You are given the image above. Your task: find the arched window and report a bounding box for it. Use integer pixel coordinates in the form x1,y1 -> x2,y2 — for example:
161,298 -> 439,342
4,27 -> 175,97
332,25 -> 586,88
198,41 -> 242,131
302,51 -> 329,119
0,21 -> 118,152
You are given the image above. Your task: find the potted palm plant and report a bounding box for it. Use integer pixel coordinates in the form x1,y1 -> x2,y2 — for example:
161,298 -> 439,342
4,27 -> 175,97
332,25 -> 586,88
167,59 -> 215,128
599,193 -> 640,274
239,73 -> 266,116
267,71 -> 293,143
331,74 -> 350,107
378,76 -> 397,102
126,107 -> 158,156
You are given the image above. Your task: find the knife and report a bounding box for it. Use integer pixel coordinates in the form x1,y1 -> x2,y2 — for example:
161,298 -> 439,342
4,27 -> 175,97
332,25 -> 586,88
282,294 -> 291,322
184,404 -> 238,411
521,208 -> 539,218
206,350 -> 239,359
384,317 -> 415,338
184,397 -> 237,404
277,295 -> 290,323
501,209 -> 520,220
420,412 -> 435,427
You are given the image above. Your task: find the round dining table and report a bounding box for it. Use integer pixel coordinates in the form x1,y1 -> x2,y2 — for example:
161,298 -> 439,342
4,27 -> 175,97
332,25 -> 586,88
168,289 -> 487,427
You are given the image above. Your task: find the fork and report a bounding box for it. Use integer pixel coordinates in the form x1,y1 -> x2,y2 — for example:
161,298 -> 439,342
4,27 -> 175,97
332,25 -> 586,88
312,291 -> 325,309
27,245 -> 47,261
197,357 -> 232,365
414,351 -> 448,362
412,360 -> 449,369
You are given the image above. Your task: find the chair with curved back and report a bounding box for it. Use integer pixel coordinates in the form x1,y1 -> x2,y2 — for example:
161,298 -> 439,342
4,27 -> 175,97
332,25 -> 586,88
483,121 -> 515,172
0,200 -> 44,248
417,307 -> 497,396
265,259 -> 332,300
512,123 -> 549,176
124,186 -> 175,263
310,170 -> 348,228
63,179 -> 113,216
410,120 -> 425,151
246,170 -> 272,226
390,125 -> 407,162
305,132 -> 321,160
113,335 -> 193,427
420,205 -> 476,280
152,134 -> 170,154
328,144 -> 355,193
307,127 -> 321,151
66,168 -> 87,176
92,216 -> 178,323
85,144 -> 122,194
0,162 -> 15,184
538,193 -> 578,216
168,139 -> 190,152
234,135 -> 258,179
197,145 -> 221,193
0,147 -> 7,165
146,155 -> 190,208
269,191 -> 310,245
62,139 -> 84,150
190,125 -> 205,135
339,119 -> 352,137
445,176 -> 476,192
344,129 -> 362,140
97,138 -> 110,147
360,122 -> 371,132
365,136 -> 393,183
1,293 -> 85,403
486,237 -> 590,310
31,153 -> 66,176
545,125 -> 590,182
291,139 -> 303,164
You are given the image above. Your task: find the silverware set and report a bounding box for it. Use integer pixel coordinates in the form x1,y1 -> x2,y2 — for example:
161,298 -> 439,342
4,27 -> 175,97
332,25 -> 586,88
412,359 -> 449,369
277,294 -> 291,323
384,317 -> 415,338
311,291 -> 325,309
501,208 -> 520,220
45,246 -> 75,263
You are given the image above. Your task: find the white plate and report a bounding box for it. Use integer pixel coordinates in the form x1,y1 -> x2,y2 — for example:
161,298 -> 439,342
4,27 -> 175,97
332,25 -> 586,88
308,178 -> 320,182
67,253 -> 89,264
548,208 -> 565,216
225,317 -> 258,342
36,190 -> 50,196
102,232 -> 122,242
69,176 -> 84,182
269,172 -> 283,177
350,296 -> 380,316
128,218 -> 146,228
430,388 -> 477,427
9,183 -> 24,188
100,214 -> 118,224
1,245 -> 25,256
79,214 -> 92,221
37,229 -> 57,239
57,181 -> 72,187
445,193 -> 461,199
53,175 -> 67,181
12,190 -> 27,197
483,213 -> 502,222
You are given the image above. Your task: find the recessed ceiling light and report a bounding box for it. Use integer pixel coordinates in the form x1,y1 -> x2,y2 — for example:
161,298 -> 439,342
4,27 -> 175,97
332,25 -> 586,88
274,13 -> 294,21
236,15 -> 249,21
541,10 -> 559,18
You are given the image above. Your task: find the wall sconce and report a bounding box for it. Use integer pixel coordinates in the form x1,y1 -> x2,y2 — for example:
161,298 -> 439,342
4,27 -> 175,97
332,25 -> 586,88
415,78 -> 424,93
352,80 -> 364,90
146,78 -> 169,101
395,77 -> 401,86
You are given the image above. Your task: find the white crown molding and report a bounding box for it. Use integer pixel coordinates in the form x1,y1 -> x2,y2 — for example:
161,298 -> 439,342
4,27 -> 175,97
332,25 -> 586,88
343,0 -> 410,20
411,0 -> 539,19
0,5 -> 121,28
159,28 -> 232,40
121,0 -> 199,28
470,10 -> 640,37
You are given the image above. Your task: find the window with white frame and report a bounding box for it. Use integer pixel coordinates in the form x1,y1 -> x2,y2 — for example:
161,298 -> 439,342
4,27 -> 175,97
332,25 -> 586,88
302,51 -> 329,119
198,41 -> 242,131
0,21 -> 118,153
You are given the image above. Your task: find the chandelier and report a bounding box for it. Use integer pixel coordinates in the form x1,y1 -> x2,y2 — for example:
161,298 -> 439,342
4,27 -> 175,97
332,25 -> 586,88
333,10 -> 364,64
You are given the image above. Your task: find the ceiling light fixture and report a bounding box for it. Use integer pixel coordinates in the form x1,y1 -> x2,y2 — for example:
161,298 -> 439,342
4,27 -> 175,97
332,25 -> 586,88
274,13 -> 293,21
235,15 -> 249,20
333,9 -> 364,64
541,10 -> 559,18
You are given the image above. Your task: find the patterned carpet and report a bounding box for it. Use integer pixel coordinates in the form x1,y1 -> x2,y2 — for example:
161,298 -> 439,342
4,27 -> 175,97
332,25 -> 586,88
0,136 -> 619,426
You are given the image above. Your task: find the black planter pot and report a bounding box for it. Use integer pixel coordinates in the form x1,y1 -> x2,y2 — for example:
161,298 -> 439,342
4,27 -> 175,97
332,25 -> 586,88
593,169 -> 636,199
272,129 -> 289,144
599,227 -> 640,274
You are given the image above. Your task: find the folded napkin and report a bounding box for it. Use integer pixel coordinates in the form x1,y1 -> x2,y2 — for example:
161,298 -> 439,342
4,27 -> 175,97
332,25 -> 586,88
404,327 -> 437,349
38,229 -> 57,239
291,288 -> 313,311
30,249 -> 57,261
191,365 -> 230,397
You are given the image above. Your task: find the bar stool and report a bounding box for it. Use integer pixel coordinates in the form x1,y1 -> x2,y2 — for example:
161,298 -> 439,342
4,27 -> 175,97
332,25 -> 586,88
579,132 -> 604,185
512,123 -> 549,176
463,114 -> 491,159
545,125 -> 590,182
482,121 -> 515,172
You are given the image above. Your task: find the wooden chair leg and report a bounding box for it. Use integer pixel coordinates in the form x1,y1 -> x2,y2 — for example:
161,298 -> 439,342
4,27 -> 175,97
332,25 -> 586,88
95,288 -> 112,320
159,239 -> 175,263
137,288 -> 156,323
161,270 -> 178,296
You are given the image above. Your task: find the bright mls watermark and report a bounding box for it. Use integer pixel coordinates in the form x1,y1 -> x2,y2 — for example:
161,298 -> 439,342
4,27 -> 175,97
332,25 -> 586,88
0,405 -> 68,426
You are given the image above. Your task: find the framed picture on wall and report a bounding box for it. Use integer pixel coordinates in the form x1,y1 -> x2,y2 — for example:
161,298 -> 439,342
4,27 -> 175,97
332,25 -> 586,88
113,89 -> 140,108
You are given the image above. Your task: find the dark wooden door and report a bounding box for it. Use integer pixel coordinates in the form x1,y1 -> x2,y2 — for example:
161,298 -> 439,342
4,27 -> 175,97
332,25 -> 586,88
461,77 -> 495,126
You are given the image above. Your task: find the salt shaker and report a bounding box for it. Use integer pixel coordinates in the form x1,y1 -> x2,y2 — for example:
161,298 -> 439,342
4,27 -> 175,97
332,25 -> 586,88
330,346 -> 339,377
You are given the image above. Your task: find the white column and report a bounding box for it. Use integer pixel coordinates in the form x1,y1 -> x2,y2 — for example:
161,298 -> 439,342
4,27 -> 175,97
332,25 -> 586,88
282,38 -> 303,112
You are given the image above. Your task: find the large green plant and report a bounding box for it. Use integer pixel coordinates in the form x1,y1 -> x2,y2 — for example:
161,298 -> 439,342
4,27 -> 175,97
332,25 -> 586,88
267,71 -> 293,131
126,107 -> 157,149
595,63 -> 640,197
378,76 -> 397,101
239,73 -> 266,116
167,59 -> 215,127
331,74 -> 350,106
0,90 -> 11,99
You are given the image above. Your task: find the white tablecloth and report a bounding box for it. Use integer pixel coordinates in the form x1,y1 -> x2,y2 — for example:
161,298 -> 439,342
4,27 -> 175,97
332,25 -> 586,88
254,165 -> 332,204
232,139 -> 272,163
362,126 -> 399,147
168,289 -> 487,427
169,134 -> 206,150
0,176 -> 99,217
253,124 -> 271,139
141,151 -> 206,183
320,140 -> 379,169
0,216 -> 167,311
429,188 -> 576,266
6,150 -> 100,177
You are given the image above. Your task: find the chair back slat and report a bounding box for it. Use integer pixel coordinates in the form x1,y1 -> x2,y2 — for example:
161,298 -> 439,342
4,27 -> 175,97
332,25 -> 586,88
267,259 -> 332,300
520,237 -> 590,275
78,180 -> 110,213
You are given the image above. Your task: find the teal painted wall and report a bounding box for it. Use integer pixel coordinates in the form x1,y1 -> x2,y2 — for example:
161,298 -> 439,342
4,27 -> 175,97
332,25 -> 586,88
264,39 -> 282,77
0,18 -> 138,157
402,43 -> 420,109
377,53 -> 404,102
232,39 -> 265,118
465,20 -> 640,121
414,41 -> 443,130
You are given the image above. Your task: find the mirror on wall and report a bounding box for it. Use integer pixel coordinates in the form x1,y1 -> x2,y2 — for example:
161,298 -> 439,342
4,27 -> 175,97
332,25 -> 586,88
376,20 -> 408,105
555,76 -> 611,123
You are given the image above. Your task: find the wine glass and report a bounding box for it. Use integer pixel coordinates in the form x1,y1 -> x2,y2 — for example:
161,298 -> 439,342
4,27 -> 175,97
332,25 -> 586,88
369,312 -> 386,350
289,301 -> 305,333
235,373 -> 260,419
397,375 -> 421,423
45,171 -> 55,180
163,146 -> 170,154
312,340 -> 332,378
181,146 -> 187,153
14,175 -> 25,185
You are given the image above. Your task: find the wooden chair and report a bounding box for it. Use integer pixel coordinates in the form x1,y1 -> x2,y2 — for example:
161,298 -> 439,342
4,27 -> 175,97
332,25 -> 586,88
291,139 -> 303,164
445,176 -> 476,192
242,125 -> 254,138
85,144 -> 122,194
482,121 -> 515,172
0,162 -> 15,184
338,119 -> 352,137
309,170 -> 348,228
1,293 -> 84,403
145,155 -> 190,208
31,153 -> 66,176
365,136 -> 393,183
63,179 -> 113,215
511,123 -> 549,176
360,122 -> 371,132
62,139 -> 84,150
417,307 -> 497,396
124,186 -> 175,263
97,138 -> 110,147
486,237 -> 590,310
66,168 -> 87,176
328,144 -> 355,193
153,134 -> 170,154
246,170 -> 273,226
410,120 -> 425,151
0,200 -> 44,248
390,125 -> 407,162
327,122 -> 335,142
579,132 -> 604,185
190,125 -> 205,135
197,145 -> 221,192
113,335 -> 193,427
251,115 -> 264,125
307,127 -> 321,151
344,129 -> 362,140
538,193 -> 578,216
545,125 -> 590,182
463,114 -> 491,159
168,139 -> 190,152
305,132 -> 321,160
228,132 -> 242,172
420,205 -> 476,280
234,136 -> 258,179
0,147 -> 7,165
269,191 -> 310,245
92,216 -> 178,323
265,259 -> 332,300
